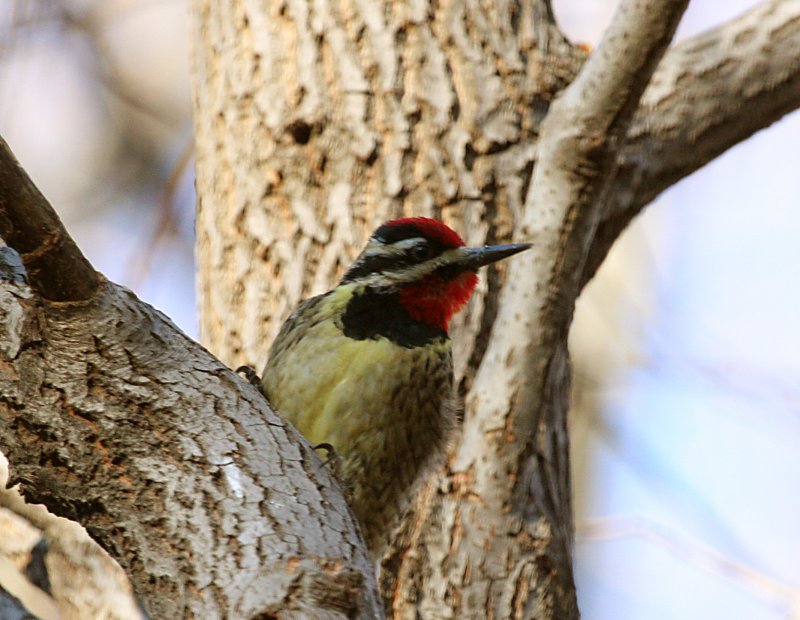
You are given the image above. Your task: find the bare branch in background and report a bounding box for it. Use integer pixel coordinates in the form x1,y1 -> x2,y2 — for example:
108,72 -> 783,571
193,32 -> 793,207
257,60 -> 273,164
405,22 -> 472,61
0,136 -> 99,301
587,0 -> 800,282
125,138 -> 194,289
579,516 -> 800,615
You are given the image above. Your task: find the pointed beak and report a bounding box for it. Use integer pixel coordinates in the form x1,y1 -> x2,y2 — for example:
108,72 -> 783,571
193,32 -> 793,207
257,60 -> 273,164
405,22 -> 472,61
459,242 -> 532,270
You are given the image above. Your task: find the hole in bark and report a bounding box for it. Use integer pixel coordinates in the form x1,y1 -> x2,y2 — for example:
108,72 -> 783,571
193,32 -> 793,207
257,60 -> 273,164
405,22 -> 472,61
364,146 -> 378,166
287,121 -> 312,144
464,143 -> 477,171
519,158 -> 535,206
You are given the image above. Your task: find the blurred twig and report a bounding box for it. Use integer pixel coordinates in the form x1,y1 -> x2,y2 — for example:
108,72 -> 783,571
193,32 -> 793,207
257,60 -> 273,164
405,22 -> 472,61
578,515 -> 800,619
124,137 -> 193,289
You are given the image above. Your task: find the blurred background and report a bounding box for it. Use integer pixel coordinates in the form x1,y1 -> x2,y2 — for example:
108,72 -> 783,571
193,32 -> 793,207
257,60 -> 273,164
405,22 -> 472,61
1,1 -> 799,618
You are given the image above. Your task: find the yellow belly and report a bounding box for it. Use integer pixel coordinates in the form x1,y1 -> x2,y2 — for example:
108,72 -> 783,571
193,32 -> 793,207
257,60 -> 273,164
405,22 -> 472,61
261,285 -> 454,553
264,303 -> 451,459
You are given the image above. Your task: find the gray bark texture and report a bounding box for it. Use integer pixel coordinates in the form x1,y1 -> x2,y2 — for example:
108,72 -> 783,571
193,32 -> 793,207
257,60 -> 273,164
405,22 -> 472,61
0,0 -> 799,618
0,134 -> 381,618
191,0 -> 800,617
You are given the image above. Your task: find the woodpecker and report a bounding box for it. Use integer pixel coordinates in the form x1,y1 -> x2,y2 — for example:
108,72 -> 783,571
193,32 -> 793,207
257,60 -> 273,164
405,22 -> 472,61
261,217 -> 530,557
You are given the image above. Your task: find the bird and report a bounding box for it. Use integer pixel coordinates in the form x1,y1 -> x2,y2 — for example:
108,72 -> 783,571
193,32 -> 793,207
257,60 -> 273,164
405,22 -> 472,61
260,217 -> 531,558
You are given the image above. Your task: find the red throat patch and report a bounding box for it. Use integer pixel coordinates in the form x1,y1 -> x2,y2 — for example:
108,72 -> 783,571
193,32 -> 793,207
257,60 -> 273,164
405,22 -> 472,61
398,271 -> 478,332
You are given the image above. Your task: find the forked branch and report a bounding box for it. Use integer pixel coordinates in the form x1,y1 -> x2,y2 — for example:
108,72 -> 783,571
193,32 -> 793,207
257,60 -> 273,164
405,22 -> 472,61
587,0 -> 800,282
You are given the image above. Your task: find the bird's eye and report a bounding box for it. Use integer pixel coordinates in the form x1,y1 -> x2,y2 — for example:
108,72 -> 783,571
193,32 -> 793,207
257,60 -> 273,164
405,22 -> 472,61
411,242 -> 433,261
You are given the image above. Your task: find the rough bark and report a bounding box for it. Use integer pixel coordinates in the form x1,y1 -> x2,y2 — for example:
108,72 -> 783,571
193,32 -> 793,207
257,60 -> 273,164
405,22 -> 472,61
0,140 -> 98,302
0,262 -> 380,619
383,0 -> 689,616
0,139 -> 381,618
190,0 -> 583,379
190,0 -> 800,617
0,0 -> 799,618
0,474 -> 145,620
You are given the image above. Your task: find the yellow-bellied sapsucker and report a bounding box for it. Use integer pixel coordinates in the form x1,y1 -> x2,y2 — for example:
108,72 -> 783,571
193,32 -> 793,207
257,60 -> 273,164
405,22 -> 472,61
261,217 -> 530,557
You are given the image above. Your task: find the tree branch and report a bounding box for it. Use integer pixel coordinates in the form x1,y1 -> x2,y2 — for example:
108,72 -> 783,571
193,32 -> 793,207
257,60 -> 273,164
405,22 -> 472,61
405,0 -> 690,617
484,0 -> 690,447
586,0 -> 800,282
519,0 -> 690,257
0,138 -> 381,619
0,137 -> 99,302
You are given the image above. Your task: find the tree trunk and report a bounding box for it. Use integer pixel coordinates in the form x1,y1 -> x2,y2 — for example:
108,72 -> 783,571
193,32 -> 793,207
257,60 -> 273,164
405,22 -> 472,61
190,1 -> 586,615
0,138 -> 381,618
191,0 -> 581,375
0,0 -> 797,617
191,0 -> 800,617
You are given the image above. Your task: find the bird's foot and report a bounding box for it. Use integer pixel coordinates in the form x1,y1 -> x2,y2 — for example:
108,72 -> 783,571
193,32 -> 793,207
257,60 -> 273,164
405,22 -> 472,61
313,442 -> 344,481
236,365 -> 267,397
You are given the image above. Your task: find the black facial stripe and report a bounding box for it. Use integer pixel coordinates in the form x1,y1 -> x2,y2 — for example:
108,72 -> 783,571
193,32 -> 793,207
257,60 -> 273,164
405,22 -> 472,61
340,287 -> 448,347
373,223 -> 427,244
374,224 -> 451,255
341,253 -> 415,282
433,262 -> 472,281
341,243 -> 447,283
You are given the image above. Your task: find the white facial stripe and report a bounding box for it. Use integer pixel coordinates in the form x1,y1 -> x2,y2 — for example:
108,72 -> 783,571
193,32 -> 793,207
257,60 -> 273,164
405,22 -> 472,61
362,236 -> 432,260
362,241 -> 408,257
357,247 -> 467,287
392,237 -> 426,250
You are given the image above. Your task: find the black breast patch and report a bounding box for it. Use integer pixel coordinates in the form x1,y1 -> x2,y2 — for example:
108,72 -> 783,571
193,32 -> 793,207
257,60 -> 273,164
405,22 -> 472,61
340,288 -> 447,348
